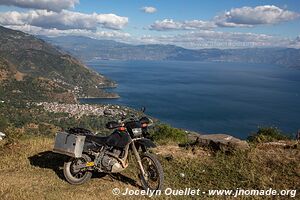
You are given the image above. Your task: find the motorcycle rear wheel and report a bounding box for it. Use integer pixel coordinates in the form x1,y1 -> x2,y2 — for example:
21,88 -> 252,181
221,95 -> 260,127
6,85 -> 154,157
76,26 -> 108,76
63,154 -> 93,185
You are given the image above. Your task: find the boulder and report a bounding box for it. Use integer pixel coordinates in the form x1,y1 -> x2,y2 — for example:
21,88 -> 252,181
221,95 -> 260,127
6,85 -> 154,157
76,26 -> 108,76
188,133 -> 249,152
0,132 -> 6,140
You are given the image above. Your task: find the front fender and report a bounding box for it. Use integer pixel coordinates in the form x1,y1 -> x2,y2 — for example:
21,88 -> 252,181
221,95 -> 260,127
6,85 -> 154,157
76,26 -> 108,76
135,138 -> 156,148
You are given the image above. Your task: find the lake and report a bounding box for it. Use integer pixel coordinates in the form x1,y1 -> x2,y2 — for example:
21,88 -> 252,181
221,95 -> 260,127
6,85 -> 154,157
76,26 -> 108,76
82,60 -> 300,139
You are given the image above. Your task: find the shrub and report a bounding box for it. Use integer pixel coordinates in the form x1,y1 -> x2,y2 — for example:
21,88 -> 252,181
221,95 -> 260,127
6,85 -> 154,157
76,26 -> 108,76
4,125 -> 25,143
0,116 -> 9,131
247,127 -> 291,143
150,124 -> 188,144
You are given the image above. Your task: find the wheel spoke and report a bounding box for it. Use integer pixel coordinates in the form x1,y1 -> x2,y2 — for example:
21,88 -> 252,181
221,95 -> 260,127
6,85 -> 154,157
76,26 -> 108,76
70,158 -> 87,180
141,156 -> 160,190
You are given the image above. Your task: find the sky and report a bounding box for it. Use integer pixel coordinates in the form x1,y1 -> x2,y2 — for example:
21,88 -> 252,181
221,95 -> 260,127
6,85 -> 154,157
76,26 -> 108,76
0,0 -> 299,49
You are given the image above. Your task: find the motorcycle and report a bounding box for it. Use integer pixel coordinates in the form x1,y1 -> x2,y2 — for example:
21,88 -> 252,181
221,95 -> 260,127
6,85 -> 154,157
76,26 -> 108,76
53,107 -> 164,191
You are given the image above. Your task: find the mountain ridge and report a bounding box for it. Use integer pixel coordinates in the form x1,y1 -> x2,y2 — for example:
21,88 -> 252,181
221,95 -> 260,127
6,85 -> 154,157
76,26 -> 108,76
41,35 -> 300,69
0,26 -> 118,104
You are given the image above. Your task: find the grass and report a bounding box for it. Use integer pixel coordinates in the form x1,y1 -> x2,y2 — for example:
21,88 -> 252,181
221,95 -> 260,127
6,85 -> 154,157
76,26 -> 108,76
0,137 -> 299,200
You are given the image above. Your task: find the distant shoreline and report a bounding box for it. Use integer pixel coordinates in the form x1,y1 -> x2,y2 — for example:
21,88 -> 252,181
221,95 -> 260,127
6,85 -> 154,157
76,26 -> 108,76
78,95 -> 120,100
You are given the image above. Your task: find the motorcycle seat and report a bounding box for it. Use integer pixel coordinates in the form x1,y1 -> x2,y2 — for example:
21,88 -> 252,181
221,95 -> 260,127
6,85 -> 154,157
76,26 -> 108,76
85,135 -> 109,145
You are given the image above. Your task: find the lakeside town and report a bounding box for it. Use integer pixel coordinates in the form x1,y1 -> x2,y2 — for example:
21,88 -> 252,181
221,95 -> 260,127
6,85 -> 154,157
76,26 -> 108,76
35,102 -> 128,118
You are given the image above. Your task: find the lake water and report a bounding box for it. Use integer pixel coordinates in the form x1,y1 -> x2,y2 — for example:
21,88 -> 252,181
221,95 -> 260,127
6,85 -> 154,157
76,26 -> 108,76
82,60 -> 300,139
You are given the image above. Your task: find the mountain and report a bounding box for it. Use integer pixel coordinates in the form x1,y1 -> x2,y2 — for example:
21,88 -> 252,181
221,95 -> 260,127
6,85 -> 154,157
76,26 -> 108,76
201,48 -> 300,68
42,35 -> 214,62
41,35 -> 300,69
40,35 -> 189,61
0,26 -> 118,104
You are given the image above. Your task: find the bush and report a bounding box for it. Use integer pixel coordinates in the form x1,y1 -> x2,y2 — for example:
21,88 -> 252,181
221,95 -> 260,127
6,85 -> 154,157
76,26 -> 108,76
150,124 -> 188,144
4,126 -> 25,143
247,127 -> 291,143
0,116 -> 9,131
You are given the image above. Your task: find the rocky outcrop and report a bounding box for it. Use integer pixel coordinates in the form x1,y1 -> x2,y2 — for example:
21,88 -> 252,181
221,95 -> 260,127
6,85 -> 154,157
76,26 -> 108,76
187,133 -> 250,152
0,132 -> 5,140
259,141 -> 299,149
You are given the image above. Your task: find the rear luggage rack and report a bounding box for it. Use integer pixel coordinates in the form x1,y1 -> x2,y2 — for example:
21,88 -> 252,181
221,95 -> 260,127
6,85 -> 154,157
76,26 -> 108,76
53,132 -> 86,158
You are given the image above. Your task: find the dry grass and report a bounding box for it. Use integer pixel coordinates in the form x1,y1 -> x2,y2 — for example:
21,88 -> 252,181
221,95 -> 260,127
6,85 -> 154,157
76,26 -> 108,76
0,138 -> 299,200
0,70 -> 8,82
154,144 -> 211,160
0,138 -> 145,200
14,71 -> 26,81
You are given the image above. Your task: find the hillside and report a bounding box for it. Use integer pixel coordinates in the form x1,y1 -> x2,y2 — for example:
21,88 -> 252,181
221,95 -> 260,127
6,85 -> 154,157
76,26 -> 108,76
40,36 -> 187,61
42,36 -> 300,69
0,26 -> 118,104
0,136 -> 299,200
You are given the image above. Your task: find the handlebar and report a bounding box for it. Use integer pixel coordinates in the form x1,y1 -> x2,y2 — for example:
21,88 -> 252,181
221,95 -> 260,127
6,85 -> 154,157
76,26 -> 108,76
104,106 -> 153,127
119,114 -> 139,124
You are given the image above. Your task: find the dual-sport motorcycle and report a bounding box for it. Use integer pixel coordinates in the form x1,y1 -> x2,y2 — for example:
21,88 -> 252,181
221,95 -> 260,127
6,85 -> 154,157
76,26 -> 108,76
53,107 -> 164,190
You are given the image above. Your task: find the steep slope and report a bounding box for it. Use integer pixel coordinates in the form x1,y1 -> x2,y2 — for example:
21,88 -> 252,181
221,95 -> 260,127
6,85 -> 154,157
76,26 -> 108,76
0,26 -> 118,104
0,56 -> 16,82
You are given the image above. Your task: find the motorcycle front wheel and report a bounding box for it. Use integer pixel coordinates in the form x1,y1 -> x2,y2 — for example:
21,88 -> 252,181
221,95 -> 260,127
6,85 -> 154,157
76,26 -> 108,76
63,154 -> 93,185
139,152 -> 164,191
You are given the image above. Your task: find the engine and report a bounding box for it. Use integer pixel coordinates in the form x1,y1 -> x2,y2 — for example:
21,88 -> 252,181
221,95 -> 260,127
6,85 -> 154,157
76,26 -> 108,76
100,149 -> 124,173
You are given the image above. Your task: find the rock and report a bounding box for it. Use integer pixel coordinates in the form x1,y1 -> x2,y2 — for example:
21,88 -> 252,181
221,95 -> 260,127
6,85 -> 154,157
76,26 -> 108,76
262,141 -> 299,149
188,133 -> 249,152
0,132 -> 6,140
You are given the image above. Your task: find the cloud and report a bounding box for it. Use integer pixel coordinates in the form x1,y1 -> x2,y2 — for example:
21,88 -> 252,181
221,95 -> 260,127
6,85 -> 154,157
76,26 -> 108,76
0,0 -> 79,12
1,3 -> 298,49
215,5 -> 300,27
149,5 -> 300,31
0,10 -> 128,30
139,30 -> 292,49
149,19 -> 216,31
5,24 -> 131,40
5,24 -> 298,49
141,6 -> 157,14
